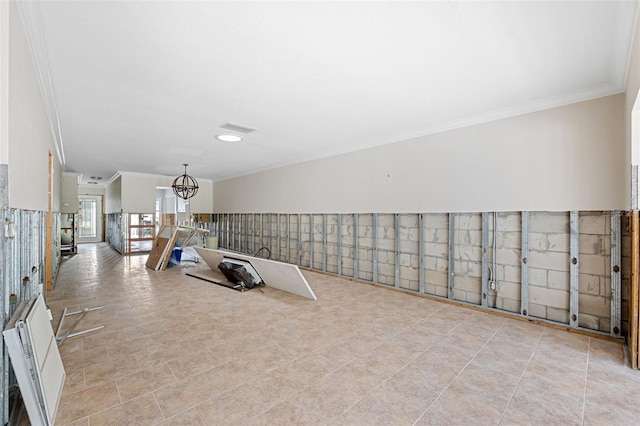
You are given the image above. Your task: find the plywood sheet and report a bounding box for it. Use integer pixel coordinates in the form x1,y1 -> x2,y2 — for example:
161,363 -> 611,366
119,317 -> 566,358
194,247 -> 317,300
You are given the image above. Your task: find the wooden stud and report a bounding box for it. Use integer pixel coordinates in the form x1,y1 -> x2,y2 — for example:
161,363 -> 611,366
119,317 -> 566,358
630,211 -> 639,369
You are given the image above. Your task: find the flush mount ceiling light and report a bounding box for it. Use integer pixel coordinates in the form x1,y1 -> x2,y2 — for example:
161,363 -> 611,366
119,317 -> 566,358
216,134 -> 243,142
172,164 -> 199,200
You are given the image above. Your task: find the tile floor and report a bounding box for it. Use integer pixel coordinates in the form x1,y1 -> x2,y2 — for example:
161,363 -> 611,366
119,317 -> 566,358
40,243 -> 640,425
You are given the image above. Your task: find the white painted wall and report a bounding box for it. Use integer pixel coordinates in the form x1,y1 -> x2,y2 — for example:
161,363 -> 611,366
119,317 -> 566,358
0,2 -> 9,166
60,172 -> 78,213
79,186 -> 105,196
119,171 -> 213,214
7,0 -> 61,211
213,94 -> 625,213
104,175 -> 121,214
626,7 -> 640,208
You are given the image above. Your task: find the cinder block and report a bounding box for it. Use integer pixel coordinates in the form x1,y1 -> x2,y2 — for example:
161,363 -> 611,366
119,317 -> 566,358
496,297 -> 521,313
400,266 -> 418,282
454,276 -> 481,294
495,265 -> 506,282
579,234 -> 606,255
601,277 -> 611,298
408,228 -> 420,242
425,256 -> 438,270
341,246 -> 354,259
546,307 -> 569,324
528,250 -> 570,272
579,213 -> 608,235
378,214 -> 394,227
599,318 -> 611,333
467,292 -> 482,305
455,229 -> 482,247
527,302 -> 547,319
578,273 -> 601,296
529,233 -> 551,252
425,242 -> 448,258
496,231 -> 521,249
578,313 -> 600,331
358,260 -> 373,274
377,251 -> 388,263
378,262 -> 395,277
399,239 -> 418,254
496,281 -> 521,300
436,257 -> 449,272
529,212 -> 569,233
424,213 -> 449,228
399,253 -> 412,266
468,261 -> 482,277
410,254 -> 420,268
529,268 -> 548,287
579,254 -> 607,276
358,271 -> 373,281
503,265 -> 521,283
341,234 -> 353,245
456,244 -> 481,261
400,214 -> 419,228
425,270 -> 448,286
547,233 -> 570,253
529,286 -> 569,309
579,294 -> 610,317
496,248 -> 522,266
425,228 -> 447,244
360,225 -> 374,239
358,248 -> 373,260
497,212 -> 522,232
454,261 -> 468,276
358,214 -> 373,226
456,213 -> 482,230
378,238 -> 395,252
548,270 -> 569,291
453,289 -> 467,302
434,284 -> 448,298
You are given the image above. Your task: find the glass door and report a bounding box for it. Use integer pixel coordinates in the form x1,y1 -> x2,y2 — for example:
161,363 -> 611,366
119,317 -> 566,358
78,196 -> 103,243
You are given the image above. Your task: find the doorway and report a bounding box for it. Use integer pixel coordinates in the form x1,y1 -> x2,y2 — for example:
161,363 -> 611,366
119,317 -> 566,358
78,195 -> 103,243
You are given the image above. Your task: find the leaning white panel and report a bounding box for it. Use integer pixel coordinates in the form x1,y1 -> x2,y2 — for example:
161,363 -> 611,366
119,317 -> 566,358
2,294 -> 66,425
194,247 -> 317,300
25,294 -> 66,423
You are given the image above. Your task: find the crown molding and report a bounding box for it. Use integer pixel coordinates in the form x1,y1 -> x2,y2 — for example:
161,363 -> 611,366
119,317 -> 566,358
14,0 -> 65,167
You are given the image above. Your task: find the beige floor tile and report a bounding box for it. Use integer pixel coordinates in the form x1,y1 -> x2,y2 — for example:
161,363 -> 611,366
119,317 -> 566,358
155,408 -> 204,425
116,362 -> 178,402
45,244 -> 640,425
83,354 -> 140,387
196,390 -> 269,424
55,382 -> 121,424
88,393 -> 164,425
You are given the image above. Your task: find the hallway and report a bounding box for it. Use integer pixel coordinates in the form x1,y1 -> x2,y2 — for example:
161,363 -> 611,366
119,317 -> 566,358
43,243 -> 640,425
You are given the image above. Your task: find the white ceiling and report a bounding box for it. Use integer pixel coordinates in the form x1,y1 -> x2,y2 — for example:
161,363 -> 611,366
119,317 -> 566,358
17,1 -> 639,185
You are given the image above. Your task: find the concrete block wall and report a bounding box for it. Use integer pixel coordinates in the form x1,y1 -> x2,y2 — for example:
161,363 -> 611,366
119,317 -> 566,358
398,214 -> 420,292
452,213 -> 483,304
491,212 -> 522,314
376,214 -> 396,286
578,212 -> 611,333
424,213 -> 449,298
621,214 -> 630,336
211,210 -> 626,336
527,212 -> 571,324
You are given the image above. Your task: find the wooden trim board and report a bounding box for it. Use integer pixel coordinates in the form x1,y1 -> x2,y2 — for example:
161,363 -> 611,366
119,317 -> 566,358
193,247 -> 317,300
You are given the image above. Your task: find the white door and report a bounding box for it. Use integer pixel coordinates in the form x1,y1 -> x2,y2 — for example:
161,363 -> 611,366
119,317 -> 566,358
77,196 -> 103,243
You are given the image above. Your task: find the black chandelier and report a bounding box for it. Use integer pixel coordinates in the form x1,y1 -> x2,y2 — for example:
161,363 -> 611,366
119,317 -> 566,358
172,164 -> 199,200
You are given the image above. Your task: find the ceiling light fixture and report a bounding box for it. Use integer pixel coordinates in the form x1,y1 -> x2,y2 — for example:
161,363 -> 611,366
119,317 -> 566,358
216,134 -> 243,142
172,164 -> 199,200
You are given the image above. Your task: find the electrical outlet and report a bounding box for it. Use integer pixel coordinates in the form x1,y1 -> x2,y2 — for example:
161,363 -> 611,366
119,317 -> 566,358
489,281 -> 497,291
